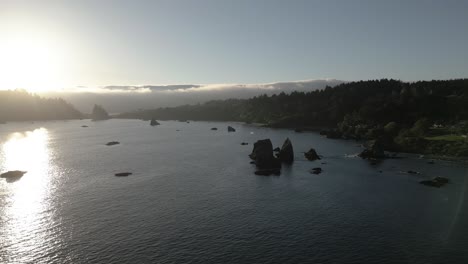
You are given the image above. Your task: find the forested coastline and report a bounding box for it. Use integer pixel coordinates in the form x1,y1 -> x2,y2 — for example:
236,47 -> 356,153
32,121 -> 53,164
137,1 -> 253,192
0,89 -> 83,122
117,79 -> 468,157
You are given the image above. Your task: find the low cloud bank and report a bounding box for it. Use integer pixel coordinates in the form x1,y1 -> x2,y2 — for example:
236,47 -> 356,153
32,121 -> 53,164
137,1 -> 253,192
41,79 -> 344,113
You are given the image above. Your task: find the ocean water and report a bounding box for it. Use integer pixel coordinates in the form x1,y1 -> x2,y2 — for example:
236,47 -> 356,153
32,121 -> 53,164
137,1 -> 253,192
1,119 -> 468,264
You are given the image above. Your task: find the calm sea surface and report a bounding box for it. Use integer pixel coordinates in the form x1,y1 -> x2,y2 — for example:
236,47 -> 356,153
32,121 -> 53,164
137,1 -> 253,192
1,119 -> 468,264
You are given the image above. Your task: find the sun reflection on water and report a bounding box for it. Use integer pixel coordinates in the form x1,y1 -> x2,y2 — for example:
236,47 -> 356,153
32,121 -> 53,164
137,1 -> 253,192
0,128 -> 56,263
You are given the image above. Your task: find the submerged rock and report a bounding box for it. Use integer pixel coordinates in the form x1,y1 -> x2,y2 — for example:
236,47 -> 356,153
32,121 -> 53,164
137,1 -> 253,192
420,177 -> 449,188
1,170 -> 27,178
227,126 -> 236,132
241,142 -> 249,145
211,127 -> 218,131
105,141 -> 120,146
115,172 -> 132,177
310,167 -> 322,174
305,148 -> 320,161
279,138 -> 294,163
81,125 -> 89,128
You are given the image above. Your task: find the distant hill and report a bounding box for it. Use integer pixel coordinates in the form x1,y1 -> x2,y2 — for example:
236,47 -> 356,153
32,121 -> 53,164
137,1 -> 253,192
0,89 -> 83,122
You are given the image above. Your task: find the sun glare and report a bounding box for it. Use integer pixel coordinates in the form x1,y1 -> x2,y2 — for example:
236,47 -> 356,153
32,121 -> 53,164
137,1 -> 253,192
0,27 -> 69,92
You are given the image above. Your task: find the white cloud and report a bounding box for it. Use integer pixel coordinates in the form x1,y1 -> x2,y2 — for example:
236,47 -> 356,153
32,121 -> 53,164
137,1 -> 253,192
39,79 -> 344,113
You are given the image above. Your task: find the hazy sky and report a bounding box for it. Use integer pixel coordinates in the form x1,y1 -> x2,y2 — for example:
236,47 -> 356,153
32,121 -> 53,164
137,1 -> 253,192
0,0 -> 467,90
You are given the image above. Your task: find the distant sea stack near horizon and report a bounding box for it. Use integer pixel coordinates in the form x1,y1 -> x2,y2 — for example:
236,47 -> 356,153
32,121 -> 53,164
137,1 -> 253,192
91,104 -> 110,121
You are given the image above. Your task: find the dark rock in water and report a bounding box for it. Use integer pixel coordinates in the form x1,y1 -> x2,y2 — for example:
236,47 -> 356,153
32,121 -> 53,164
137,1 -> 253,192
310,167 -> 322,174
81,125 -> 88,128
359,140 -> 386,159
241,142 -> 249,145
150,118 -> 160,126
321,162 -> 327,164
250,161 -> 256,164
186,121 -> 190,123
279,138 -> 294,163
1,170 -> 27,178
407,170 -> 420,174
105,141 -> 120,146
273,147 -> 280,152
211,127 -> 218,130
176,129 -> 180,131
294,128 -> 303,133
319,130 -> 328,135
420,177 -> 449,187
227,126 -> 236,132
249,139 -> 281,170
428,160 -> 435,164
255,168 -> 281,176
305,148 -> 320,161
115,172 -> 132,177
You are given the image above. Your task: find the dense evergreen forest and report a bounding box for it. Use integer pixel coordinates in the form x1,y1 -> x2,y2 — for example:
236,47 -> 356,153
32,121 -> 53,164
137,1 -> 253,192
0,89 -> 83,122
118,79 -> 468,157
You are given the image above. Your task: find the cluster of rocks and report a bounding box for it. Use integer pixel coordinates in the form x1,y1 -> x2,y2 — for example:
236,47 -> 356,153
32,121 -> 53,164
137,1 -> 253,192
249,138 -> 294,176
359,139 -> 386,159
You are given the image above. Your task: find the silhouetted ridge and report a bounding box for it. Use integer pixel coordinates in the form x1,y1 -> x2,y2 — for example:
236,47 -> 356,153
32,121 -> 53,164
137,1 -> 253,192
0,89 -> 83,122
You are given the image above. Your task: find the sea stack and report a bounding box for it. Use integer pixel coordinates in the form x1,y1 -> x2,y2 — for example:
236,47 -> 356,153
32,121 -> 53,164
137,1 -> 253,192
150,118 -> 160,126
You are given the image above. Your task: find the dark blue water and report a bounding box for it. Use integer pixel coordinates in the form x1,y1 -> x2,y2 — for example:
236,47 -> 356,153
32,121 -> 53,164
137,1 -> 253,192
1,120 -> 468,263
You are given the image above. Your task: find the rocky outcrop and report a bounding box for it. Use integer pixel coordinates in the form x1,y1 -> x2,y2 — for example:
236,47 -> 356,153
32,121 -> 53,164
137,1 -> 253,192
228,126 -> 236,132
249,139 -> 281,171
420,177 -> 449,187
1,170 -> 27,178
279,138 -> 294,163
150,118 -> 160,126
305,148 -> 320,161
359,140 -> 386,159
